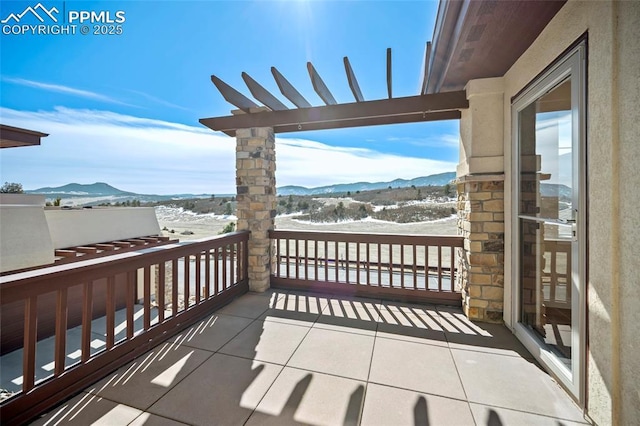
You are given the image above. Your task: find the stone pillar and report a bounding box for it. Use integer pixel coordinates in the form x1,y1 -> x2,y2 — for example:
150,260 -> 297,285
235,127 -> 276,292
457,177 -> 505,322
456,77 -> 506,322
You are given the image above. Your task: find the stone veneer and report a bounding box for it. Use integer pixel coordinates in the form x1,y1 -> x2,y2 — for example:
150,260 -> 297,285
456,175 -> 505,322
235,127 -> 276,292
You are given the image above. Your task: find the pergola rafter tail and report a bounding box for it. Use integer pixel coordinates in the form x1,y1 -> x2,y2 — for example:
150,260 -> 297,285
202,45 -> 469,136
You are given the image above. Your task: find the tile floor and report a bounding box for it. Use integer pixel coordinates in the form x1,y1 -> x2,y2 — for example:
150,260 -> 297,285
30,290 -> 589,426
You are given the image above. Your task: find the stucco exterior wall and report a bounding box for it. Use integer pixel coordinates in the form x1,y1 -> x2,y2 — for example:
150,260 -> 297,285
0,194 -> 54,272
502,1 -> 639,424
45,207 -> 162,249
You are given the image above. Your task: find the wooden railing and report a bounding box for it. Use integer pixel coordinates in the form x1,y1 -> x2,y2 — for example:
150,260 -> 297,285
269,230 -> 463,304
0,231 -> 249,426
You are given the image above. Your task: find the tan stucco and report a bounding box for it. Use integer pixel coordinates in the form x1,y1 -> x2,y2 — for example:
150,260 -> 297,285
458,77 -> 505,176
44,207 -> 162,249
500,1 -> 640,424
0,194 -> 54,272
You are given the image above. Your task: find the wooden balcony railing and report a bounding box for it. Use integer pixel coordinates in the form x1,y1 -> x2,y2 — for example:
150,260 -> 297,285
0,231 -> 249,426
269,230 -> 463,304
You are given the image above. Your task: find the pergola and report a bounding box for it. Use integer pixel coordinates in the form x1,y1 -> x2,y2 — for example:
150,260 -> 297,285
199,48 -> 467,137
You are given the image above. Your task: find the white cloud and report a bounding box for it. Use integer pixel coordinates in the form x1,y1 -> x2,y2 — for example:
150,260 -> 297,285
0,107 -> 457,194
387,133 -> 460,148
2,77 -> 137,107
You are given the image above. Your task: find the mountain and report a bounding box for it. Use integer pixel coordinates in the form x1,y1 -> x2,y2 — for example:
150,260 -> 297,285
277,172 -> 456,196
28,182 -> 135,196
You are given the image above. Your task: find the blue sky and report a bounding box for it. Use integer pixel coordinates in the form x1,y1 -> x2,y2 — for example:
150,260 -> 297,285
0,0 -> 459,194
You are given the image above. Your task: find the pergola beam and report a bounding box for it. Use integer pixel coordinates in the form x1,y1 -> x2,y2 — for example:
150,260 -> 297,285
200,91 -> 468,136
307,62 -> 337,105
210,75 -> 259,113
386,48 -> 392,99
420,42 -> 432,95
259,110 -> 461,135
241,72 -> 289,111
344,57 -> 364,102
271,67 -> 312,108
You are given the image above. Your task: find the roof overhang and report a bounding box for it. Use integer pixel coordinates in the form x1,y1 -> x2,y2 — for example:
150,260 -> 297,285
0,124 -> 49,149
424,0 -> 567,93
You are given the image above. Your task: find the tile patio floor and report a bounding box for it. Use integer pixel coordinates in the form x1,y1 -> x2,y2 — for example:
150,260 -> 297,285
31,290 -> 588,425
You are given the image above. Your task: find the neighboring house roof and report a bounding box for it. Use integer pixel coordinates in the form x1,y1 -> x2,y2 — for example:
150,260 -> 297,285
0,124 -> 49,149
424,0 -> 567,93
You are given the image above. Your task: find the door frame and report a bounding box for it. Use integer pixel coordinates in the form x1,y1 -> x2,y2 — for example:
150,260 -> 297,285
510,41 -> 587,403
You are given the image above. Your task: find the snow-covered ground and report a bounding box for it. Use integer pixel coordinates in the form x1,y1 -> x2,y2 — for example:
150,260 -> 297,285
156,205 -> 458,241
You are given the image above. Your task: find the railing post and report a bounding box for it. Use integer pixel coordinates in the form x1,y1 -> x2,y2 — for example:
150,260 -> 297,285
235,127 -> 276,292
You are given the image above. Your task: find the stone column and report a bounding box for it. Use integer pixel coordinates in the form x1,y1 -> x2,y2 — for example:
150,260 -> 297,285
457,177 -> 505,322
456,78 -> 506,322
235,127 -> 276,292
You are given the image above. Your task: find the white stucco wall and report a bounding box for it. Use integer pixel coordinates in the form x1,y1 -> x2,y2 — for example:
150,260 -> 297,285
501,1 -> 640,424
44,207 -> 162,249
0,194 -> 55,272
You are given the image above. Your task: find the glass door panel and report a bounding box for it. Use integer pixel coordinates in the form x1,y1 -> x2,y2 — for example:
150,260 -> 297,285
518,78 -> 574,370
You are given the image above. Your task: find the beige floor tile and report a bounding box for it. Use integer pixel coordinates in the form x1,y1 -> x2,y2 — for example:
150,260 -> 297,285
89,343 -> 212,410
314,297 -> 381,336
288,328 -> 374,381
217,294 -> 278,319
369,337 -> 466,400
469,403 -> 589,425
259,292 -> 330,326
452,349 -> 584,422
30,392 -> 141,426
246,367 -> 366,426
168,313 -> 253,352
219,320 -> 310,364
376,302 -> 447,346
148,353 -> 283,426
360,383 -> 475,426
129,412 -> 190,425
436,307 -> 534,358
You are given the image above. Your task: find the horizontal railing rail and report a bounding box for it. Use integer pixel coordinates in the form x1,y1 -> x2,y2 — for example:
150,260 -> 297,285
269,229 -> 462,304
0,231 -> 250,426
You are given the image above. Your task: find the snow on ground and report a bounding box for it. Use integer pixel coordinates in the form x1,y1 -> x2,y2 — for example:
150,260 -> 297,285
155,204 -> 458,241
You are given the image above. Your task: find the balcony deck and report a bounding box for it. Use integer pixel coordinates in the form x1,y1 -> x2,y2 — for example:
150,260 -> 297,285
29,289 -> 587,425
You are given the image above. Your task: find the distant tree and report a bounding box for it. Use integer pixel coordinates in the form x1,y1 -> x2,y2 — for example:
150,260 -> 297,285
0,182 -> 23,193
346,191 -> 351,197
219,222 -> 236,234
388,186 -> 392,189
224,202 -> 233,215
334,201 -> 346,219
210,194 -> 215,200
416,189 -> 422,200
411,184 -> 416,189
444,183 -> 454,197
53,197 -> 62,206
